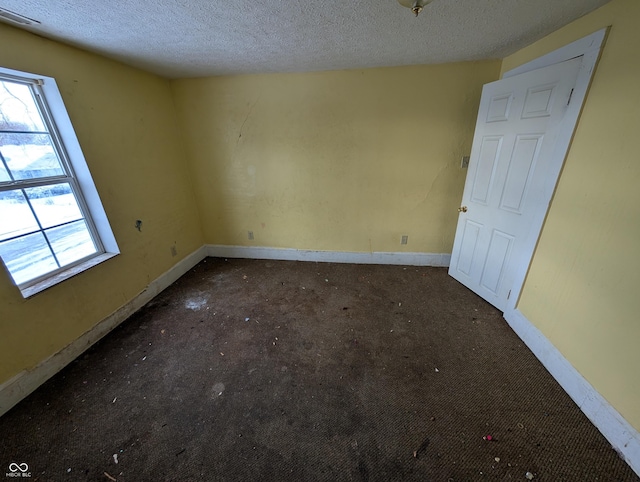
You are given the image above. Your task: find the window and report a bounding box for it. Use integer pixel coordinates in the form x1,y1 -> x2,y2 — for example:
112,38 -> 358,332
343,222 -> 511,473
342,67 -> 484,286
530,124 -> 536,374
0,67 -> 118,297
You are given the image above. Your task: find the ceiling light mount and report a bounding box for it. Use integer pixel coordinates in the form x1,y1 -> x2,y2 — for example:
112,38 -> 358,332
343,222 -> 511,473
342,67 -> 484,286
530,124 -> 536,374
397,0 -> 434,17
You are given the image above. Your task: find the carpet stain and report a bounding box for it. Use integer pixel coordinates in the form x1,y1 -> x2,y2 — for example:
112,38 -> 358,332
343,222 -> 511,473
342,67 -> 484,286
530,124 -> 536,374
212,382 -> 225,398
185,295 -> 208,310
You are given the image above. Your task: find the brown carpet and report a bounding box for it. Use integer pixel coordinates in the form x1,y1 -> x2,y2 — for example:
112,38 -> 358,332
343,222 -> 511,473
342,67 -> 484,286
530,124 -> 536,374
1,258 -> 637,481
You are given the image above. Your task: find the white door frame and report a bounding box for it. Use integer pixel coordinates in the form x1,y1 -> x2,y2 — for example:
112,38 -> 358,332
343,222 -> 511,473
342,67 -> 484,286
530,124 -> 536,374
500,28 -> 607,315
499,29 -> 640,477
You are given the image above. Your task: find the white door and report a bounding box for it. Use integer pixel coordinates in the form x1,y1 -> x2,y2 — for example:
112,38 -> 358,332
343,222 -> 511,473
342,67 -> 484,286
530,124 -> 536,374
449,57 -> 582,311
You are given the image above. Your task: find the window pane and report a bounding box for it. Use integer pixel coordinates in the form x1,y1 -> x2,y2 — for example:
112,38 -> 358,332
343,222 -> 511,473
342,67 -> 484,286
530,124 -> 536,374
25,183 -> 82,229
45,219 -> 96,267
0,133 -> 64,180
0,190 -> 39,241
0,162 -> 10,182
0,80 -> 46,131
0,231 -> 57,285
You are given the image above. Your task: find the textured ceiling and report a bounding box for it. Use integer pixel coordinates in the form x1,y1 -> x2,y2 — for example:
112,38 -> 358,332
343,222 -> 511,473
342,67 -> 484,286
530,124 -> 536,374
0,0 -> 610,79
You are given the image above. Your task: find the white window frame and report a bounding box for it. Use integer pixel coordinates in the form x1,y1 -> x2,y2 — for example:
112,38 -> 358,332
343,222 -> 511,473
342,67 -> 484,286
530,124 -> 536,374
0,66 -> 119,297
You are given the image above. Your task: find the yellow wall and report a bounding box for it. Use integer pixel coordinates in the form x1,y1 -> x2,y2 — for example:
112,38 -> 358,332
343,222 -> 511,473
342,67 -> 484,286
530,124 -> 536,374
503,0 -> 640,431
0,24 -> 203,383
172,62 -> 500,254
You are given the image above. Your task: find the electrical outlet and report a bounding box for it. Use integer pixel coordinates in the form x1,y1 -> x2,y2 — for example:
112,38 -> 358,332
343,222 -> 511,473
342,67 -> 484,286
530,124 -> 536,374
401,235 -> 408,245
248,231 -> 254,240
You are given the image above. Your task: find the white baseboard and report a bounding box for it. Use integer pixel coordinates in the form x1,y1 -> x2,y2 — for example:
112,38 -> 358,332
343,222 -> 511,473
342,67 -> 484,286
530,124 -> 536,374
0,245 -> 207,417
504,308 -> 640,477
206,244 -> 451,267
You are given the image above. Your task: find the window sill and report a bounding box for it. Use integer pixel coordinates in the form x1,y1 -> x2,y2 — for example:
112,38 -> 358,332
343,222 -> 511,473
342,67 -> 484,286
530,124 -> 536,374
20,252 -> 119,298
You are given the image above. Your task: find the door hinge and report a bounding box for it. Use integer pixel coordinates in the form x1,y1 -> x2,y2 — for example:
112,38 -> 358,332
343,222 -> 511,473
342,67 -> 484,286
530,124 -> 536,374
567,88 -> 574,106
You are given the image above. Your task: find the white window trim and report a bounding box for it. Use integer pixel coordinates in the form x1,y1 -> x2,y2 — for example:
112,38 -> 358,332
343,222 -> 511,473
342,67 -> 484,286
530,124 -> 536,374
0,66 -> 119,297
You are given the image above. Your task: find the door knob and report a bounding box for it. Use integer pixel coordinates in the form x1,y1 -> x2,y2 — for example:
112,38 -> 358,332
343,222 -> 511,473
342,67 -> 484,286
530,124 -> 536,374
458,206 -> 468,213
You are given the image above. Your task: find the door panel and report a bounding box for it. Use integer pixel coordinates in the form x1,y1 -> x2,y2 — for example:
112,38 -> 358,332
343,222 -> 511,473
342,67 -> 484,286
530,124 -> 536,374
479,230 -> 513,295
449,57 -> 582,311
499,134 -> 543,213
456,220 -> 482,277
471,136 -> 502,205
522,84 -> 557,118
486,94 -> 513,122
